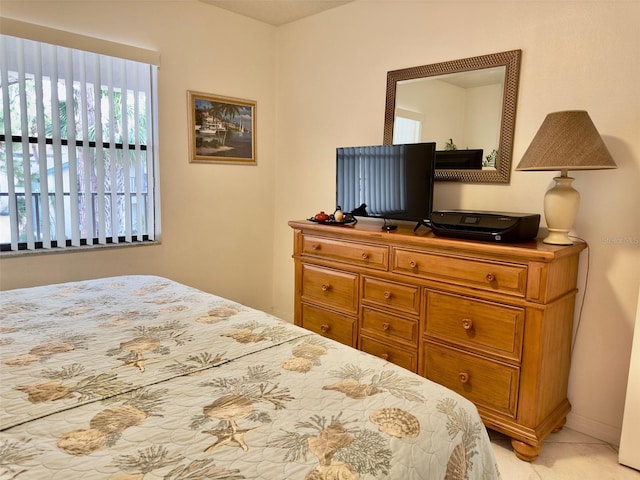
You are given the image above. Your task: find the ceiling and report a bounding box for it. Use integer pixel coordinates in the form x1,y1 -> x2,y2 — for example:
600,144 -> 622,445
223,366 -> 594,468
200,0 -> 354,26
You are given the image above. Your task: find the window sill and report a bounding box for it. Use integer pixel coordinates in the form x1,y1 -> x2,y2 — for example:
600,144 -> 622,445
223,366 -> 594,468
0,240 -> 161,259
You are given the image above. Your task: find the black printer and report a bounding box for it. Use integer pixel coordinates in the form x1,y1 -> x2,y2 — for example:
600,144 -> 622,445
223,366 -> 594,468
430,210 -> 541,243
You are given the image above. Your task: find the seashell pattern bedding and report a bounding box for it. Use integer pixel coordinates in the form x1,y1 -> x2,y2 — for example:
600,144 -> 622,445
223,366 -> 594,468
0,275 -> 501,479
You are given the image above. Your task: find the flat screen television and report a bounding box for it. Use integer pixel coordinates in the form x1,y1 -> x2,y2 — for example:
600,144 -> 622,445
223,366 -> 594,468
336,142 -> 436,229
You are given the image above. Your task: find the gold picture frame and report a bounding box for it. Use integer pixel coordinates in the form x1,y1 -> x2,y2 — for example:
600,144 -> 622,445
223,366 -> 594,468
188,91 -> 256,165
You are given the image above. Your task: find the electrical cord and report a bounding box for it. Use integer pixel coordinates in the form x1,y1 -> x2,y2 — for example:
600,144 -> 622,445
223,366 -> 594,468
569,236 -> 590,355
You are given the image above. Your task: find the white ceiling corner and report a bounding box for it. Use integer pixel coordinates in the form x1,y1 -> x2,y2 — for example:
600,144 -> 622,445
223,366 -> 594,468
200,0 -> 354,26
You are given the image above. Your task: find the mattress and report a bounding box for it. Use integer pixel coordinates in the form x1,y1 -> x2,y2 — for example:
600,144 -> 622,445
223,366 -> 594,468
0,275 -> 500,479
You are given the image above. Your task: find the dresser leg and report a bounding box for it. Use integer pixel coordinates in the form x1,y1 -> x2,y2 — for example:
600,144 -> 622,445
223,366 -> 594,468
511,439 -> 541,462
552,416 -> 567,433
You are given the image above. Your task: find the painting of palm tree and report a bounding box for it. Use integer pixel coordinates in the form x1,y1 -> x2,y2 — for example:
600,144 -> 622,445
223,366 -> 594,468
188,91 -> 256,165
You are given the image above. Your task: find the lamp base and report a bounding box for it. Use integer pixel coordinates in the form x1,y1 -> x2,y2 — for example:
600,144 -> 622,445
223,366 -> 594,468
543,229 -> 574,245
542,174 -> 580,245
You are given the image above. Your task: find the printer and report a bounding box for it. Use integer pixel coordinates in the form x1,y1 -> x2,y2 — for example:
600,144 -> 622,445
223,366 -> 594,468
430,210 -> 541,243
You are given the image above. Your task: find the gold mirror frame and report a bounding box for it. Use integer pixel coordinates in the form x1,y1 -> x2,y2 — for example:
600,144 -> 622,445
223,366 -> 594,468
383,50 -> 522,183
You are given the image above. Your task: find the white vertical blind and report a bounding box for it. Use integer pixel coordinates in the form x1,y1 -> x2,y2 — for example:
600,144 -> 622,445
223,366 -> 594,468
64,46 -> 81,247
34,40 -> 51,248
79,51 -> 95,244
49,42 -> 67,246
1,36 -> 18,250
17,39 -> 37,250
120,57 -> 132,243
92,52 -> 106,245
106,58 -> 118,244
0,34 -> 158,251
144,62 -> 157,242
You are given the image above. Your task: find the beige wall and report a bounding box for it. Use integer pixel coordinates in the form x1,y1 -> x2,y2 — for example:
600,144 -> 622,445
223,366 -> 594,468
0,1 -> 278,311
271,1 -> 640,446
1,0 -> 639,447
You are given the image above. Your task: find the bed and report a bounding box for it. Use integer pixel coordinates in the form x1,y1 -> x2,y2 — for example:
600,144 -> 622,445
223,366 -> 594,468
0,275 -> 500,479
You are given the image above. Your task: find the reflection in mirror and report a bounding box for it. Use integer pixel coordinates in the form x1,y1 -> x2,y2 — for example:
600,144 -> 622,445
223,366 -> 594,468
384,50 -> 521,183
393,67 -> 505,166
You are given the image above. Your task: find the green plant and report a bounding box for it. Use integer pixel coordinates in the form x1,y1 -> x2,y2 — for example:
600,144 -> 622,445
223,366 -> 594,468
444,138 -> 457,151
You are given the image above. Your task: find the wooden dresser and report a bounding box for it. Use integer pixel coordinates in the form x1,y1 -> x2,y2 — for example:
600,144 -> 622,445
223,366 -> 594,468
289,219 -> 586,461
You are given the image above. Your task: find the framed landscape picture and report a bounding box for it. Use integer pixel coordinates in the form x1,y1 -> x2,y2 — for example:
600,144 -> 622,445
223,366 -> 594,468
188,91 -> 256,165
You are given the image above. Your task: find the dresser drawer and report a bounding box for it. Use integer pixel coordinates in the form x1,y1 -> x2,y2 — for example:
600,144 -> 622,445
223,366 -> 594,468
360,335 -> 417,372
425,291 -> 524,362
392,248 -> 527,296
302,234 -> 388,270
361,307 -> 418,346
300,303 -> 356,347
423,341 -> 519,418
301,264 -> 358,313
362,277 -> 420,314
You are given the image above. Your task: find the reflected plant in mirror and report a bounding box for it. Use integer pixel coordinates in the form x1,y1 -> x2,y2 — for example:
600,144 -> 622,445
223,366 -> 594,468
384,50 -> 521,183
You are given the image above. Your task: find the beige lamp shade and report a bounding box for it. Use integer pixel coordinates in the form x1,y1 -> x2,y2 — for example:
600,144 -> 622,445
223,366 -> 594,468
516,110 -> 617,172
516,111 -> 617,245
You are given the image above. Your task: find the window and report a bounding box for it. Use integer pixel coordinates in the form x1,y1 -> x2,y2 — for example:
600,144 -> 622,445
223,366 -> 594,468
0,34 -> 159,252
393,116 -> 422,144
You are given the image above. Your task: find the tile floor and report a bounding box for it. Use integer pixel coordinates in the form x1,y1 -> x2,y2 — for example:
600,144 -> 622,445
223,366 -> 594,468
489,428 -> 640,479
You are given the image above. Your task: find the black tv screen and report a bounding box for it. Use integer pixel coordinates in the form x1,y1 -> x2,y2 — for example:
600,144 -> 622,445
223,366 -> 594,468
336,142 -> 436,223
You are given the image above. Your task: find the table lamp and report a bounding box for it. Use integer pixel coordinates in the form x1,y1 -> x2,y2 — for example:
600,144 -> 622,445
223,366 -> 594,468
516,110 -> 617,245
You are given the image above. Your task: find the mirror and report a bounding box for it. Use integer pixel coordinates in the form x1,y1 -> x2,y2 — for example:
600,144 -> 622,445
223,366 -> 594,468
383,50 -> 521,183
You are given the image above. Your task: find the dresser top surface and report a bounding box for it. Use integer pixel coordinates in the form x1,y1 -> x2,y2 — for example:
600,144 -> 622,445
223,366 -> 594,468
288,219 -> 587,262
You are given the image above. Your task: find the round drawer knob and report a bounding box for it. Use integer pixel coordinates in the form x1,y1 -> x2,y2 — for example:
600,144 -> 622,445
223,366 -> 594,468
380,353 -> 389,360
320,324 -> 330,333
321,284 -> 331,292
311,244 -> 320,251
459,372 -> 470,384
382,322 -> 390,331
409,260 -> 418,269
383,291 -> 392,299
361,252 -> 369,260
486,272 -> 496,282
462,318 -> 473,330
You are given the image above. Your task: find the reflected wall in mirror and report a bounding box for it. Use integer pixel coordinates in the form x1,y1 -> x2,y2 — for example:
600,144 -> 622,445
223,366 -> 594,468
384,50 -> 521,183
